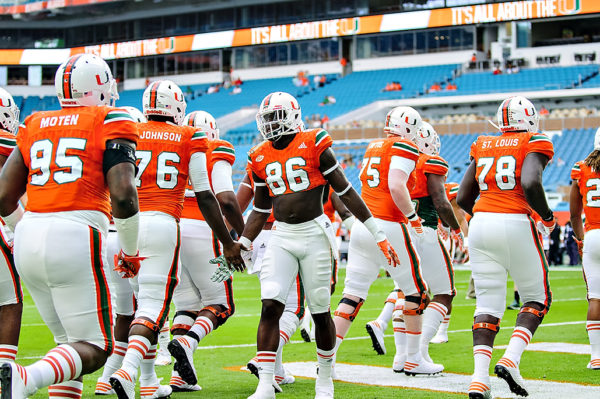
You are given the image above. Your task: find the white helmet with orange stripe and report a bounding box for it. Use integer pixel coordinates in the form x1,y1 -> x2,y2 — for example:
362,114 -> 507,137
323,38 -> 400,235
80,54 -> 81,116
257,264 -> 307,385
55,54 -> 118,108
495,95 -> 539,133
184,110 -> 219,140
120,106 -> 146,123
256,91 -> 302,141
416,121 -> 441,156
384,106 -> 422,142
143,80 -> 186,125
0,87 -> 19,134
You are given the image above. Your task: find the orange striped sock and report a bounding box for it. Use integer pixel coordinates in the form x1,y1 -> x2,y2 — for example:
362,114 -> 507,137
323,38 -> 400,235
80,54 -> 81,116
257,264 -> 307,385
473,345 -> 492,379
503,326 -> 532,366
27,345 -> 82,389
48,380 -> 83,399
0,345 -> 17,363
122,335 -> 150,376
587,320 -> 600,360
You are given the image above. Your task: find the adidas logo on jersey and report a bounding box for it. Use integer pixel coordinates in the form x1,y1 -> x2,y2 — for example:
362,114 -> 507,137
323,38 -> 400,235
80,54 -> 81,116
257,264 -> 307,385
325,222 -> 331,228
298,142 -> 307,149
260,243 -> 266,249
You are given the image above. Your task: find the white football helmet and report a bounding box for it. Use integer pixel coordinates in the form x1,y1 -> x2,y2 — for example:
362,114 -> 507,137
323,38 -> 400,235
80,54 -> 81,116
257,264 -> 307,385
55,54 -> 118,108
143,80 -> 186,125
384,106 -> 422,142
495,96 -> 539,133
416,122 -> 441,156
0,87 -> 19,134
184,110 -> 219,140
256,92 -> 302,141
120,106 -> 146,123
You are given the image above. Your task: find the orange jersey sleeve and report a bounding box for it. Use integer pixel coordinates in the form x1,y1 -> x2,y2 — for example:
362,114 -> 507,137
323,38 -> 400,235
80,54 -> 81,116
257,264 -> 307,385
0,129 -> 16,157
573,161 -> 600,231
181,139 -> 235,220
248,129 -> 330,197
136,121 -> 208,220
361,137 -> 419,223
471,132 -> 554,215
410,154 -> 448,199
17,106 -> 138,218
445,182 -> 459,202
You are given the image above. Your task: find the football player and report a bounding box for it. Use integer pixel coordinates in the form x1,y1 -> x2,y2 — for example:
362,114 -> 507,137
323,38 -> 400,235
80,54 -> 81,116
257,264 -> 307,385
239,92 -> 398,399
109,81 -> 245,399
333,106 -> 441,376
0,88 -> 23,369
408,122 -> 463,366
0,54 -> 140,399
569,127 -> 600,370
95,106 -> 146,396
167,110 -> 245,392
458,96 -> 555,398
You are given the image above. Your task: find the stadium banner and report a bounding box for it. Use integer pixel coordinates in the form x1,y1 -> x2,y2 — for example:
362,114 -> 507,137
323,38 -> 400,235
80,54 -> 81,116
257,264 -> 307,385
2,0 -> 599,65
0,0 -> 118,15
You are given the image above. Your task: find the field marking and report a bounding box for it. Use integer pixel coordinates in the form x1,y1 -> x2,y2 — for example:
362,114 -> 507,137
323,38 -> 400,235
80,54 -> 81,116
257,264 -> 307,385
495,341 -> 590,355
230,361 -> 600,399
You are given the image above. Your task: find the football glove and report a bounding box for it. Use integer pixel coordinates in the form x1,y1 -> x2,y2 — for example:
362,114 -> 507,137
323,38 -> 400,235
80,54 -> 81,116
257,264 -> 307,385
408,213 -> 423,235
210,255 -> 234,283
114,250 -> 146,278
438,222 -> 450,241
536,216 -> 556,236
451,228 -> 464,252
377,238 -> 400,267
575,237 -> 584,258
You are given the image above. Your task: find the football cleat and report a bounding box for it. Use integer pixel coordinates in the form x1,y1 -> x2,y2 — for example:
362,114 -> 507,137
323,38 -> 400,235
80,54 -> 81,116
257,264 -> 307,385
275,368 -> 295,385
95,377 -> 115,395
314,376 -> 334,399
110,369 -> 136,399
140,379 -> 172,398
468,377 -> 492,399
247,358 -> 282,393
430,331 -> 449,344
587,359 -> 600,370
0,362 -> 33,398
248,382 -> 276,399
168,338 -> 197,386
393,353 -> 406,373
169,371 -> 202,392
404,357 -> 444,376
155,347 -> 172,366
495,358 -> 528,397
365,321 -> 386,355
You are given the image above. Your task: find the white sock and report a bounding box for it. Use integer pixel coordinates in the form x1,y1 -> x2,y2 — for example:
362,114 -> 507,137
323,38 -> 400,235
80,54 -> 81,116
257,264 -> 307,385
48,380 -> 83,399
158,324 -> 170,351
393,320 -> 406,356
100,341 -> 127,379
376,291 -> 398,330
438,315 -> 451,335
187,316 -> 214,349
503,326 -> 532,366
405,330 -> 422,358
316,348 -> 335,379
421,302 -> 448,352
139,344 -> 157,383
587,320 -> 600,360
473,345 -> 492,379
0,344 -> 17,363
27,345 -> 82,389
121,335 -> 151,377
256,351 -> 276,387
275,312 -> 299,377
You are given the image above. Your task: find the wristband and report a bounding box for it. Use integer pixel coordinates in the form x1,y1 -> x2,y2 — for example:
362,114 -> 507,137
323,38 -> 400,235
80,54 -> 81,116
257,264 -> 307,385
239,236 -> 252,250
2,204 -> 24,232
541,211 -> 554,222
406,212 -> 419,222
363,217 -> 386,243
114,213 -> 139,256
342,215 -> 356,231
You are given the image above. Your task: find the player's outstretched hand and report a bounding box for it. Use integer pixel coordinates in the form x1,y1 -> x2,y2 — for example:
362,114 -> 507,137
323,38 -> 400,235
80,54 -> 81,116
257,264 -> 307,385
210,256 -> 234,283
451,228 -> 465,252
536,218 -> 556,236
223,241 -> 246,272
114,249 -> 146,278
377,239 -> 400,267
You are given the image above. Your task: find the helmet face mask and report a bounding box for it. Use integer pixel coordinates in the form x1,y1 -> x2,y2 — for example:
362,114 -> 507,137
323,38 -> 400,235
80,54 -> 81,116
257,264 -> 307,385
256,92 -> 302,141
416,121 -> 440,156
0,88 -> 19,134
143,80 -> 186,125
495,96 -> 539,133
55,54 -> 118,108
384,106 -> 422,142
184,110 -> 219,139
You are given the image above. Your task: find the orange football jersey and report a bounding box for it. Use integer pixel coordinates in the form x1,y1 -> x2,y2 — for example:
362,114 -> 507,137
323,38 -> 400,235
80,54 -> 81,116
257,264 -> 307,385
445,182 -> 459,202
17,106 -> 138,218
571,161 -> 600,231
0,129 -> 16,158
135,120 -> 208,220
470,132 -> 554,215
245,162 -> 276,223
410,154 -> 449,199
360,136 -> 420,223
323,190 -> 336,223
248,129 -> 332,197
180,139 -> 235,220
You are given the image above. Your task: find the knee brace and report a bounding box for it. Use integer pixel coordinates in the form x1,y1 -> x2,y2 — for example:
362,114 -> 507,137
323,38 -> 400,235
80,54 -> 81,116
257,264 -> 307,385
403,293 -> 428,316
472,320 -> 500,332
171,311 -> 198,334
202,305 -> 233,328
334,297 -> 364,321
519,302 -> 549,318
131,318 -> 160,333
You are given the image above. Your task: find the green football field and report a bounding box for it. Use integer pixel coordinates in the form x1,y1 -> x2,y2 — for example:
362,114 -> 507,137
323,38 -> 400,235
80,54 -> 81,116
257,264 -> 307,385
16,267 -> 598,398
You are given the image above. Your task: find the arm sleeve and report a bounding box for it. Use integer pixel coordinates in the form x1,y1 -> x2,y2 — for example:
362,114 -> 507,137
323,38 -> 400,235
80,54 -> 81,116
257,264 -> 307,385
423,155 -> 449,176
211,160 -> 234,194
101,108 -> 139,143
189,152 -> 211,192
389,156 -> 416,175
526,133 -> 554,160
571,162 -> 582,181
